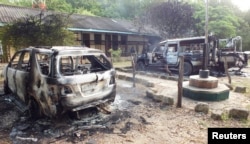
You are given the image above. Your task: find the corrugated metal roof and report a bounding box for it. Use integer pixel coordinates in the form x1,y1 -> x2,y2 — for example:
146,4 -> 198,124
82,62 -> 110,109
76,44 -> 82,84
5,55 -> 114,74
0,4 -> 160,37
0,4 -> 42,23
70,14 -> 130,33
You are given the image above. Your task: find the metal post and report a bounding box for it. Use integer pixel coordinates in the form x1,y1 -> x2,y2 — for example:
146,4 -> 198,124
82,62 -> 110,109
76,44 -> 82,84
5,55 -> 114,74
204,0 -> 209,70
199,0 -> 210,78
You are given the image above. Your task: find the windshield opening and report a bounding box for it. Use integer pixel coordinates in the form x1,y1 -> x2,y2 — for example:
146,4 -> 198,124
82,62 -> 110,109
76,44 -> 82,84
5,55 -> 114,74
59,54 -> 111,76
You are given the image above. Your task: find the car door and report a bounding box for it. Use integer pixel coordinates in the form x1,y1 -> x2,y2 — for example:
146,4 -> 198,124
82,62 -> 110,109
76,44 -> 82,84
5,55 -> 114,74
166,43 -> 179,66
151,46 -> 165,66
15,51 -> 30,102
6,51 -> 22,95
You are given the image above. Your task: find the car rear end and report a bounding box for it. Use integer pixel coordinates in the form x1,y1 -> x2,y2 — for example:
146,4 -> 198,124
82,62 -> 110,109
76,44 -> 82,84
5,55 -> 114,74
52,47 -> 116,112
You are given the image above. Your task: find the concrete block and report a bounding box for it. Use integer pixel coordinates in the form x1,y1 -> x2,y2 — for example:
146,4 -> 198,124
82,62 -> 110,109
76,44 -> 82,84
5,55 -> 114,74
234,86 -> 246,93
195,102 -> 209,114
125,76 -> 133,82
117,75 -> 126,80
150,87 -> 158,93
146,90 -> 155,99
211,111 -> 224,121
146,82 -> 154,87
153,94 -> 163,102
159,75 -> 168,79
146,90 -> 174,105
161,96 -> 174,105
229,108 -> 249,120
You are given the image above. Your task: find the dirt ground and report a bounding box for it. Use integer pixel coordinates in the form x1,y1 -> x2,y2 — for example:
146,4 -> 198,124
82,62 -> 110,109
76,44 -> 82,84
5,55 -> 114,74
0,66 -> 250,144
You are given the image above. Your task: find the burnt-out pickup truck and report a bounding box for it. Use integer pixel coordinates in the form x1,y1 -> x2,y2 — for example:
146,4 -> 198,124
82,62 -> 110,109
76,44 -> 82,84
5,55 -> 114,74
136,36 -> 248,76
3,46 -> 116,118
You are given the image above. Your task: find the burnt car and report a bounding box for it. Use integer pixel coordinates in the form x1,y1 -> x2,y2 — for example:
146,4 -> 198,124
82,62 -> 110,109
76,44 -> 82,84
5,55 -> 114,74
136,36 -> 248,76
2,46 -> 116,118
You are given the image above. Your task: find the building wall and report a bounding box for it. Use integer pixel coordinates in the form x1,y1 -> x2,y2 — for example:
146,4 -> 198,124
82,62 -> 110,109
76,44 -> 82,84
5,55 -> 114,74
4,31 -> 152,62
75,32 -> 149,57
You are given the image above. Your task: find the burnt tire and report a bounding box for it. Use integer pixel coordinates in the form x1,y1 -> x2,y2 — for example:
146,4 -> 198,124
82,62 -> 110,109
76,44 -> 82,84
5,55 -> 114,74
183,62 -> 192,76
29,99 -> 43,119
3,81 -> 11,95
136,61 -> 146,71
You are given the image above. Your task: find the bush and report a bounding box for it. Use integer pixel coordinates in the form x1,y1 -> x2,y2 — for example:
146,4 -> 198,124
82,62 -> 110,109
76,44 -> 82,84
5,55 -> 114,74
109,48 -> 122,62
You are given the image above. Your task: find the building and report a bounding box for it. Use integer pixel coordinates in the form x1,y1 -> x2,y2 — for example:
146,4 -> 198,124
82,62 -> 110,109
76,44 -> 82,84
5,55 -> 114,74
0,4 -> 161,59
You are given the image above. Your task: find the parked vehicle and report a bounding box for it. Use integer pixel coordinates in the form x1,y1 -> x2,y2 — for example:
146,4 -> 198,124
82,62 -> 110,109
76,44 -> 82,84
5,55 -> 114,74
2,46 -> 116,118
136,36 -> 248,76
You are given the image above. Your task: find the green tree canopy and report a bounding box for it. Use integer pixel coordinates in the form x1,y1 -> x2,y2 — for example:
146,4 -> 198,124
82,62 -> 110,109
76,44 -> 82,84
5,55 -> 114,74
46,0 -> 73,13
140,1 -> 195,38
192,0 -> 239,37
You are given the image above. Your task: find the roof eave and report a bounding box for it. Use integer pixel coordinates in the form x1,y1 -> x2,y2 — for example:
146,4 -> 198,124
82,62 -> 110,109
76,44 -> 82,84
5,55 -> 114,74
67,27 -> 160,38
68,27 -> 136,35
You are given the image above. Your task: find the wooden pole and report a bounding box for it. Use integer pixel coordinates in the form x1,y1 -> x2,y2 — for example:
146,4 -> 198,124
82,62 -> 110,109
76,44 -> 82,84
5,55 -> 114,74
131,54 -> 136,87
223,57 -> 231,84
177,55 -> 184,108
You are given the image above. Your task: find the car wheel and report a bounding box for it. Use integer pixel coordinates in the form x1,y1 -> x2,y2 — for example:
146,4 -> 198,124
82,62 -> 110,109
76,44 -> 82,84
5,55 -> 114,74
136,61 -> 146,71
29,98 -> 43,119
4,81 -> 11,94
183,62 -> 192,76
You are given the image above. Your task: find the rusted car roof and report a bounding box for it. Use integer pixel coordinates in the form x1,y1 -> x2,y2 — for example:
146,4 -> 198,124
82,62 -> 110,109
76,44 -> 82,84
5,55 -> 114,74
51,46 -> 104,55
17,46 -> 105,57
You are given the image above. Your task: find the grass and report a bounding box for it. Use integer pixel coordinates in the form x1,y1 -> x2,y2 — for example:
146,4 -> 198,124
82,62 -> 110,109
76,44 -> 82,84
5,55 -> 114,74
221,112 -> 229,121
113,60 -> 132,68
231,79 -> 250,97
246,105 -> 250,111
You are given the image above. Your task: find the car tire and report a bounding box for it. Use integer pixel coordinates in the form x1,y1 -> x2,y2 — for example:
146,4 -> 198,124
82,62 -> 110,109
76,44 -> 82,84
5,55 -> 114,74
136,61 -> 146,71
4,81 -> 11,94
29,98 -> 43,119
183,62 -> 193,76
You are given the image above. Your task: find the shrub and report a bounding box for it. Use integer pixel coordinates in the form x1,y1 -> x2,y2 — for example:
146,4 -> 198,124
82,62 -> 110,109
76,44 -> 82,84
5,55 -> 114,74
109,48 -> 122,62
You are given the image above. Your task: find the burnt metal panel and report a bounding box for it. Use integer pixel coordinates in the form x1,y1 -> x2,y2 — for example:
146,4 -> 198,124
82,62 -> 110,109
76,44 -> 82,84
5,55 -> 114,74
28,49 -> 57,117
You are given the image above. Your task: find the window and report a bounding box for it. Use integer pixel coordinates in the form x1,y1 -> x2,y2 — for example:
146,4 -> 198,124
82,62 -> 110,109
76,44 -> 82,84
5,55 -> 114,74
121,35 -> 127,45
94,34 -> 102,45
9,51 -> 31,71
19,52 -> 31,71
59,54 -> 111,76
82,33 -> 90,47
10,52 -> 22,69
155,46 -> 165,53
112,35 -> 118,50
168,44 -> 177,53
36,53 -> 51,75
60,56 -> 74,76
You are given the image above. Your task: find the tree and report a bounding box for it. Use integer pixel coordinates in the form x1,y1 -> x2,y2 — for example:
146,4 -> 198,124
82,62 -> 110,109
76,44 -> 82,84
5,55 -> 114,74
209,5 -> 239,38
0,13 -> 75,61
46,0 -> 73,13
66,0 -> 101,15
191,0 -> 240,38
0,0 -> 13,5
141,0 -> 195,39
244,10 -> 250,26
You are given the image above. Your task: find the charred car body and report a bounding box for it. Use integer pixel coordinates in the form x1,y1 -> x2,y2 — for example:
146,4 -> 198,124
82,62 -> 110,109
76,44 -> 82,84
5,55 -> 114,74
136,36 -> 248,76
3,46 -> 116,118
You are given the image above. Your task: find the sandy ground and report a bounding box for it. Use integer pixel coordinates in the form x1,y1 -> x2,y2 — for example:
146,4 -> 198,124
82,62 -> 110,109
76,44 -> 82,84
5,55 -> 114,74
0,66 -> 250,144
